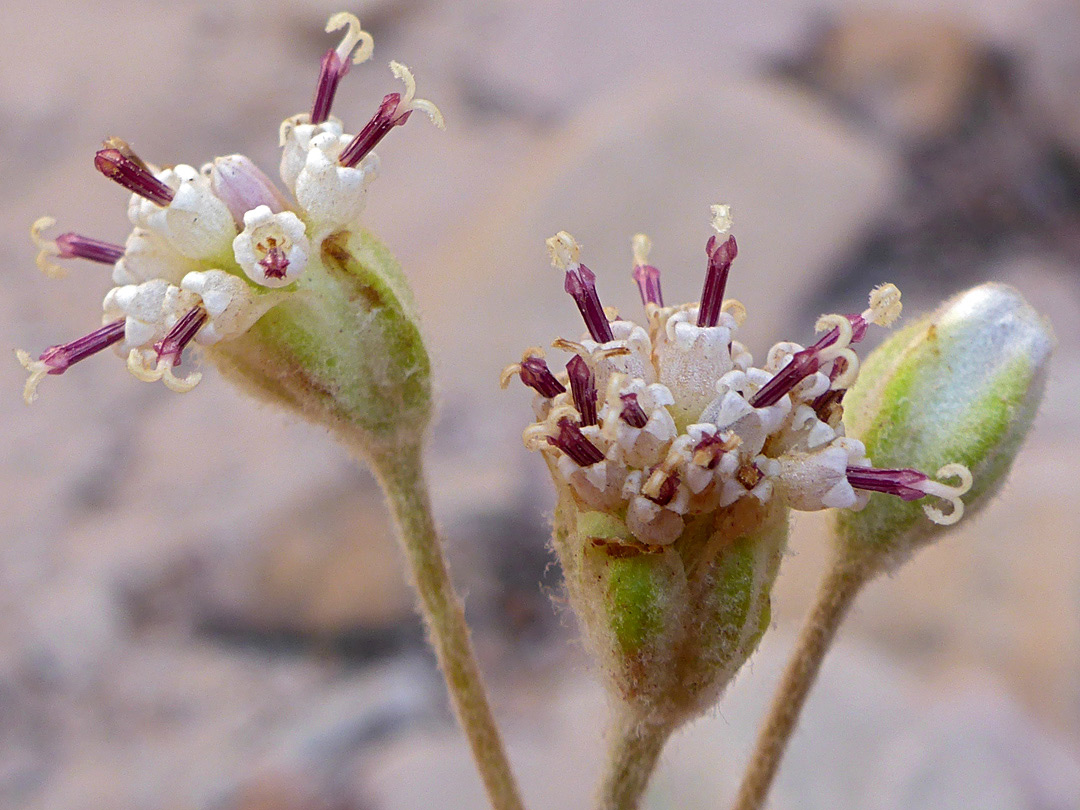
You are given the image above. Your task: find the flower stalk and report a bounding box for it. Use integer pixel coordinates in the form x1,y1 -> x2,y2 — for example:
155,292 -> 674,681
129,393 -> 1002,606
596,711 -> 677,810
728,558 -> 867,810
368,438 -> 526,810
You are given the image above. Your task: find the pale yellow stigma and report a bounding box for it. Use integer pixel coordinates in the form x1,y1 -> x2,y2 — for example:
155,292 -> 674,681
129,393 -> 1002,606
326,11 -> 374,65
389,62 -> 445,129
721,299 -> 748,327
31,216 -> 65,279
16,349 -> 49,404
866,283 -> 902,326
710,203 -> 733,235
547,231 -> 581,270
814,313 -> 854,350
127,349 -> 202,393
631,233 -> 652,267
919,463 -> 973,525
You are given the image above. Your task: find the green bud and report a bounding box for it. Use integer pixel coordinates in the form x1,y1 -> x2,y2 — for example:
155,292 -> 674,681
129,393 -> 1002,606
211,229 -> 431,454
554,486 -> 787,727
837,283 -> 1052,570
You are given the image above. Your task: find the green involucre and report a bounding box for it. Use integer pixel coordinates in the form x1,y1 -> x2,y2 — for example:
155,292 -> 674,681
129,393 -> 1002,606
608,555 -> 668,654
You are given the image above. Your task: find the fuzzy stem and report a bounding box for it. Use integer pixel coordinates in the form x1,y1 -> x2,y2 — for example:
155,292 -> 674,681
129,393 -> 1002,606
368,438 -> 526,810
729,556 -> 870,810
595,710 -> 675,810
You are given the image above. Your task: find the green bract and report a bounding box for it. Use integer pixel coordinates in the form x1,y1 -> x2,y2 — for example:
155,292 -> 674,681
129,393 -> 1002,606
837,282 -> 1052,570
556,490 -> 786,727
212,229 -> 431,454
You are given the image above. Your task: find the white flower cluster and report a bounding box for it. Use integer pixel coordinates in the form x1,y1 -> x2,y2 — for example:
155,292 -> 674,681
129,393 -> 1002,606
19,12 -> 443,404
510,220 -> 968,546
524,307 -> 872,545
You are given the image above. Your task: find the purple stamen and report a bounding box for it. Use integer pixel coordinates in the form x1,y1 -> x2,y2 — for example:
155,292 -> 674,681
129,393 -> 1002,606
619,393 -> 648,428
54,232 -> 124,265
755,310 -> 874,410
94,147 -> 174,206
154,306 -> 208,368
258,246 -> 290,279
35,319 -> 126,375
697,234 -> 737,328
563,263 -> 614,343
811,313 -> 869,352
311,50 -> 350,124
645,473 -> 679,506
755,312 -> 871,410
846,467 -> 929,501
338,93 -> 405,168
632,263 -> 663,307
519,356 -> 565,398
547,417 -> 605,466
567,355 -> 598,426
810,356 -> 849,418
749,348 -> 821,408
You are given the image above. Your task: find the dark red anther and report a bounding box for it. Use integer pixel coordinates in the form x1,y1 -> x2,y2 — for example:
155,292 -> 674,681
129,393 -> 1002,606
645,472 -> 679,506
519,356 -> 565,398
94,145 -> 175,206
697,234 -> 737,328
735,461 -> 764,490
632,263 -> 663,307
547,417 -> 605,466
34,319 -> 127,375
338,93 -> 405,168
810,355 -> 849,419
845,467 -> 929,501
692,433 -> 729,469
258,246 -> 290,279
619,393 -> 648,428
567,355 -> 598,426
563,263 -> 614,343
154,306 -> 208,368
749,347 -> 821,408
54,232 -> 125,265
311,50 -> 350,124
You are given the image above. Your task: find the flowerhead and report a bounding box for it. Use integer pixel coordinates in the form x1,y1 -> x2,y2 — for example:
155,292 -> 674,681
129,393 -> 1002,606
19,12 -> 443,415
504,206 -> 973,721
507,207 -> 971,548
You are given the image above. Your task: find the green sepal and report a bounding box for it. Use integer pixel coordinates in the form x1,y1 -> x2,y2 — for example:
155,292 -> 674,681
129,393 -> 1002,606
210,229 -> 431,450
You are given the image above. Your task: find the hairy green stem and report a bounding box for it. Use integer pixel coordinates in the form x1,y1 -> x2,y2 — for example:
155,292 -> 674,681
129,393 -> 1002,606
595,710 -> 675,810
369,439 -> 526,810
729,557 -> 869,810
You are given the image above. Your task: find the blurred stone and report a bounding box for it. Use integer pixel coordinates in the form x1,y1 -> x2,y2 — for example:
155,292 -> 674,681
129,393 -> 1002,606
120,469 -> 418,650
867,687 -> 1080,810
1018,0 -> 1080,159
781,11 -> 987,144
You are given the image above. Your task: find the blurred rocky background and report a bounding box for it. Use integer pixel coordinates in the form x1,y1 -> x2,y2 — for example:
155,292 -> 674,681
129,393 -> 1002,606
2,0 -> 1079,807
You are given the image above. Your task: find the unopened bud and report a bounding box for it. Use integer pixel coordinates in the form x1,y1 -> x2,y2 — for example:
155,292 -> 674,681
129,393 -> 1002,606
836,283 -> 1052,570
